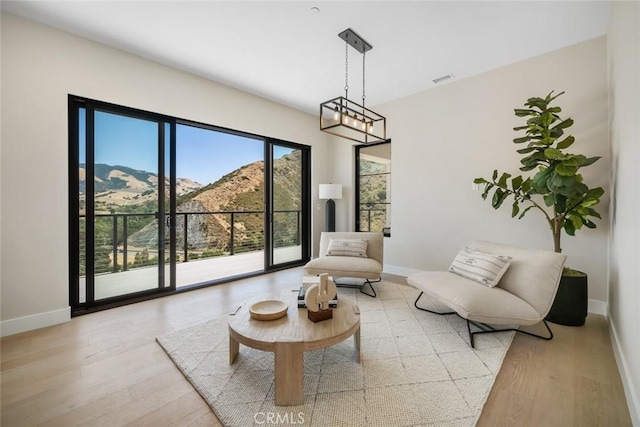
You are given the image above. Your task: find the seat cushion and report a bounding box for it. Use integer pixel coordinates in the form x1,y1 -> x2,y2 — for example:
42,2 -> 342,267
304,257 -> 382,280
407,271 -> 542,326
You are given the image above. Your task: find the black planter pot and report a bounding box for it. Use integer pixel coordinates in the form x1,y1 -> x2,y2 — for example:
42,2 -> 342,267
546,272 -> 588,326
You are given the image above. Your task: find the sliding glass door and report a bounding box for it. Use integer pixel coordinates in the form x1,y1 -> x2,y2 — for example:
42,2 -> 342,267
70,97 -> 311,313
74,102 -> 169,307
267,142 -> 310,268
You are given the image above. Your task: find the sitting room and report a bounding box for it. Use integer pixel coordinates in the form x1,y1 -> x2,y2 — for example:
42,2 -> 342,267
1,1 -> 638,426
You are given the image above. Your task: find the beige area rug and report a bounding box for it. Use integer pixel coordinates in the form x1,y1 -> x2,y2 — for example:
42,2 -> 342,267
156,281 -> 514,426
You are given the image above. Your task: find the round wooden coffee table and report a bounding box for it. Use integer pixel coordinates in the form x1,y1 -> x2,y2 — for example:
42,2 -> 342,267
228,289 -> 361,406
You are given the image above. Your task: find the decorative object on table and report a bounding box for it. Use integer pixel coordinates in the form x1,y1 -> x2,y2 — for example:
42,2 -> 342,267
249,300 -> 288,321
473,91 -> 604,327
305,273 -> 337,322
319,28 -> 386,144
319,183 -> 342,232
297,284 -> 337,308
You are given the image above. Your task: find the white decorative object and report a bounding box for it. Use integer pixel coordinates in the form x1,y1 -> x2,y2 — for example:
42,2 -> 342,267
304,273 -> 337,312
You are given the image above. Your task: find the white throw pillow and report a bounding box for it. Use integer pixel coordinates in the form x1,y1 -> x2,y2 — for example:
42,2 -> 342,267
449,247 -> 512,287
326,238 -> 369,258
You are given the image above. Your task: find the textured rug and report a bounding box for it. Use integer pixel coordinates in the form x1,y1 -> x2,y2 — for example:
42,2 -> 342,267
156,281 -> 514,426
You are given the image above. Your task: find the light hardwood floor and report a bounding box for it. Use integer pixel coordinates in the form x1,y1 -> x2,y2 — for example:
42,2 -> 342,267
1,268 -> 632,426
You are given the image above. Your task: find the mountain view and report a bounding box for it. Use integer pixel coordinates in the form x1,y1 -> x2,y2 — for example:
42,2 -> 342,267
358,158 -> 390,232
80,151 -> 302,273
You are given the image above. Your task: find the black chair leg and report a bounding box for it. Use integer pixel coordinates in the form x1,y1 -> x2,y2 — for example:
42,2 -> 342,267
334,277 -> 380,298
414,292 -> 554,349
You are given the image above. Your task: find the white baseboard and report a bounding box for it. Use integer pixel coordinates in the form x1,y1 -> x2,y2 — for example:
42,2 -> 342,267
0,307 -> 71,337
588,299 -> 608,316
383,264 -> 423,277
609,317 -> 640,426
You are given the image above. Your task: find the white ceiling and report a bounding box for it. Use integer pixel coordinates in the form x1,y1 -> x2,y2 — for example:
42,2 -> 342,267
1,1 -> 611,114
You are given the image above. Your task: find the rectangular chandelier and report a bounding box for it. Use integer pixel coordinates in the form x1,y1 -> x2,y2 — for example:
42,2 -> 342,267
320,28 -> 387,145
320,96 -> 386,144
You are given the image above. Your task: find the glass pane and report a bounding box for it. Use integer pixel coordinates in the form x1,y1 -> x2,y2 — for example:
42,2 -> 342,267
358,143 -> 391,233
79,108 -> 86,304
272,145 -> 302,264
175,124 -> 264,286
164,122 -> 171,288
93,111 -> 159,300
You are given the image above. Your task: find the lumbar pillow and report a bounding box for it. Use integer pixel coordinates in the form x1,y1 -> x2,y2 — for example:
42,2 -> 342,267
449,247 -> 512,287
326,238 -> 369,258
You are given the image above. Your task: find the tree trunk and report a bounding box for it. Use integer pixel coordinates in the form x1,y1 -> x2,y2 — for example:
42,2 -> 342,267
553,229 -> 562,253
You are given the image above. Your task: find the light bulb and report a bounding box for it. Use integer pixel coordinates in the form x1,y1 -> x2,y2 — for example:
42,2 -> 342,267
352,115 -> 358,126
333,107 -> 339,121
368,123 -> 374,133
362,120 -> 367,131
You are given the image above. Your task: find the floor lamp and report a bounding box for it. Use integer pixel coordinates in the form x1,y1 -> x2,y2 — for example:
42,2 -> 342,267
319,184 -> 342,232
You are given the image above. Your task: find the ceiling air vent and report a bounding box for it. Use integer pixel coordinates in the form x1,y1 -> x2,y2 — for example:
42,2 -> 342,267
432,74 -> 455,84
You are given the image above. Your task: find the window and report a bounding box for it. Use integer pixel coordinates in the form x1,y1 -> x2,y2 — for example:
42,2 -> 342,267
69,96 -> 311,314
355,141 -> 391,236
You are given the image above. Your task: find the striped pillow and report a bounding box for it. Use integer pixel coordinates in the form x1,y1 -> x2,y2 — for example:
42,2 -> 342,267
449,247 -> 512,287
326,238 -> 369,258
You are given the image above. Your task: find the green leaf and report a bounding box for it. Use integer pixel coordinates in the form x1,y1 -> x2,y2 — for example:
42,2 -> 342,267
511,200 -> 520,217
514,109 -> 535,117
584,219 -> 597,229
547,90 -> 565,103
492,188 -> 509,209
518,205 -> 534,219
481,183 -> 494,200
543,194 -> 554,207
519,164 -> 538,172
513,125 -> 529,131
516,147 -> 536,154
555,163 -> 579,176
532,167 -> 554,192
556,135 -> 575,149
492,170 -> 498,181
498,172 -> 512,188
551,118 -> 574,132
511,175 -> 523,191
563,219 -> 576,236
585,187 -> 605,199
581,156 -> 601,167
473,178 -> 487,184
555,194 -> 567,213
513,136 -> 532,144
544,148 -> 563,159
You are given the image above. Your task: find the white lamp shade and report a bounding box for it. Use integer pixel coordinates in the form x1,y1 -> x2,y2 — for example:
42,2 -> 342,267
319,184 -> 342,200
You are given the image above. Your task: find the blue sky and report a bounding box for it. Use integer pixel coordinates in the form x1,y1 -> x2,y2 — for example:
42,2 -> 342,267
80,110 -> 293,185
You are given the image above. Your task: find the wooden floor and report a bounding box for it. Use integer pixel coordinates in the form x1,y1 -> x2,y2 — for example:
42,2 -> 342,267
1,268 -> 631,426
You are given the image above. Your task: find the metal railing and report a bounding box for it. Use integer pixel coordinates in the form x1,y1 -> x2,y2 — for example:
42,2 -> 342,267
359,202 -> 389,231
81,209 -> 301,274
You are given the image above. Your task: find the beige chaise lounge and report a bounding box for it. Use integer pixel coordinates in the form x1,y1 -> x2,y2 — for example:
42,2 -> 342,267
407,240 -> 567,348
304,232 -> 383,297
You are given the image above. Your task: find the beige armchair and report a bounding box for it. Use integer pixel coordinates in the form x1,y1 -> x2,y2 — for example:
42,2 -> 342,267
304,232 -> 384,297
407,240 -> 567,348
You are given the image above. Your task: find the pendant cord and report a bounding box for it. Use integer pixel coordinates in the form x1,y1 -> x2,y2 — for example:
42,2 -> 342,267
344,40 -> 349,100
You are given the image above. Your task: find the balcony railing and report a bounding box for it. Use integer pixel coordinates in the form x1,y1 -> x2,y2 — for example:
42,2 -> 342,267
80,209 -> 301,274
359,202 -> 389,233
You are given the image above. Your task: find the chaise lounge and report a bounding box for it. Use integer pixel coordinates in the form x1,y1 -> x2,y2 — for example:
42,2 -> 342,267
407,240 -> 567,347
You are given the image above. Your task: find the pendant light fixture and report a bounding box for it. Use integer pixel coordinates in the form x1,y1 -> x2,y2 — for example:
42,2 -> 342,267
320,28 -> 386,144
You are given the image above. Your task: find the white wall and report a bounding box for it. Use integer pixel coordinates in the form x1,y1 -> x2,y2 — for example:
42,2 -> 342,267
333,37 -> 610,308
607,1 -> 640,424
0,13 -> 334,333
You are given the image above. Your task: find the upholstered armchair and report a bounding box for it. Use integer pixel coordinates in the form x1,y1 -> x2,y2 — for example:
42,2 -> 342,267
407,240 -> 567,348
304,232 -> 384,297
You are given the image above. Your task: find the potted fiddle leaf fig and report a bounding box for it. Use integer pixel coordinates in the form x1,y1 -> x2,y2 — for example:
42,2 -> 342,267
474,91 -> 605,326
